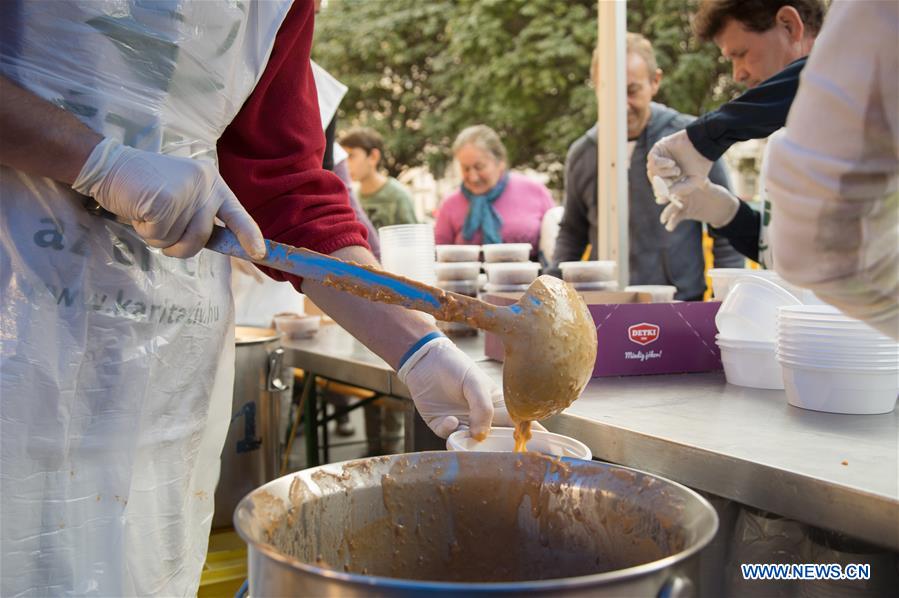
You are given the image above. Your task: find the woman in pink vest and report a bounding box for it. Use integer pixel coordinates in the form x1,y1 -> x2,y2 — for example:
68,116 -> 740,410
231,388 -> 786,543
435,125 -> 555,259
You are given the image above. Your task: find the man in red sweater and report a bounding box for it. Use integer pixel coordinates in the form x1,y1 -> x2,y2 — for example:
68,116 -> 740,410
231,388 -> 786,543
0,2 -> 505,594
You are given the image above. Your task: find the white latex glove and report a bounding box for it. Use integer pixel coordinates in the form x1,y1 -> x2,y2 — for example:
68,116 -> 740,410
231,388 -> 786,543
647,130 -> 714,199
72,137 -> 265,259
398,336 -> 514,439
659,181 -> 740,232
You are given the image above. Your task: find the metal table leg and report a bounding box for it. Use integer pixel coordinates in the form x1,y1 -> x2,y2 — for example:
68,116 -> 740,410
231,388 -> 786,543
303,372 -> 319,468
403,400 -> 415,452
322,398 -> 330,463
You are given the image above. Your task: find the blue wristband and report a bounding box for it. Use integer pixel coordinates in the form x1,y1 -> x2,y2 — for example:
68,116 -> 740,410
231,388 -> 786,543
397,331 -> 444,371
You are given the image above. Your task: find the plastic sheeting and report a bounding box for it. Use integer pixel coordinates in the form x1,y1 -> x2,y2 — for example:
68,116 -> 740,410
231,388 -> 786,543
0,1 -> 290,595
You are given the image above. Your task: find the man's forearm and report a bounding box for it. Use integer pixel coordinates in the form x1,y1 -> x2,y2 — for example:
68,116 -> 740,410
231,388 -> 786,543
0,75 -> 101,185
301,245 -> 438,369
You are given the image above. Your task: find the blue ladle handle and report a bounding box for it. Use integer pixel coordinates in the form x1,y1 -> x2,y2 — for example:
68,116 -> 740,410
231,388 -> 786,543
206,225 -> 505,331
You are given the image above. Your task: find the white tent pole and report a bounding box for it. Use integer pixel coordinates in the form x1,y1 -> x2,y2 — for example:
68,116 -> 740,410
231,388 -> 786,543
596,0 -> 628,288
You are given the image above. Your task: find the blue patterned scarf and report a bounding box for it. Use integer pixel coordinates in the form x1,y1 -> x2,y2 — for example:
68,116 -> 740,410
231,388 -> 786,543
461,173 -> 508,244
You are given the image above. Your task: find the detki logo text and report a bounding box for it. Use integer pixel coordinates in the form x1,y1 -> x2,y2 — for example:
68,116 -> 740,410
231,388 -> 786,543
628,322 -> 660,346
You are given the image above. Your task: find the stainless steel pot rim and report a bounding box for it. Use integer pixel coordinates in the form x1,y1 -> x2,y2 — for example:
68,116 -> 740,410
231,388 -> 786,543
234,452 -> 719,591
235,326 -> 280,345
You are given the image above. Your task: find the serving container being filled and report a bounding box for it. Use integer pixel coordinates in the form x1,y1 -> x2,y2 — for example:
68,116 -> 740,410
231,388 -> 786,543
446,427 -> 593,460
234,452 -> 717,596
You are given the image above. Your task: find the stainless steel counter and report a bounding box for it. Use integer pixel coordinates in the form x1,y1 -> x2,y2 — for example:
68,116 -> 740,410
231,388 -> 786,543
283,325 -> 899,551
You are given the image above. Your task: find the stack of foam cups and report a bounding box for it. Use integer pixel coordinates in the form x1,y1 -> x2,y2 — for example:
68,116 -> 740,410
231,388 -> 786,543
434,244 -> 481,337
775,305 -> 899,414
378,224 -> 437,324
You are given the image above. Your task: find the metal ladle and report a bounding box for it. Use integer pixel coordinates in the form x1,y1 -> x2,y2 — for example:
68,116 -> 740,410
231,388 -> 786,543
207,226 -> 597,422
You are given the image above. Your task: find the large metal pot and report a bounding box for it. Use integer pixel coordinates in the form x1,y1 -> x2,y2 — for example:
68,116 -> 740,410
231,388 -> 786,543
234,452 -> 718,596
213,326 -> 291,529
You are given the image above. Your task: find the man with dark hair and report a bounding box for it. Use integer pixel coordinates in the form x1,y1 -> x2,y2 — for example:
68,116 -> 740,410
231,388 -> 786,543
647,0 -> 826,265
339,126 -> 417,231
693,0 -> 824,49
552,33 -> 742,301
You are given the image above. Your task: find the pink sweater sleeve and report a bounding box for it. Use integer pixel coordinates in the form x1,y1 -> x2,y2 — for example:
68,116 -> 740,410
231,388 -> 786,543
434,192 -> 463,244
539,184 -> 555,211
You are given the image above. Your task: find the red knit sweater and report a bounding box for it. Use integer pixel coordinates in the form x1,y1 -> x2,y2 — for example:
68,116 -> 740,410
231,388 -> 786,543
217,1 -> 369,290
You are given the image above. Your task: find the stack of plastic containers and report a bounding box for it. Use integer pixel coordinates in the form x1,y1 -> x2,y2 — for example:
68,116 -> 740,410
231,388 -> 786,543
775,305 -> 899,414
379,224 -> 437,286
481,243 -> 531,263
482,243 -> 538,293
559,260 -> 618,291
379,224 -> 437,324
714,276 -> 802,389
434,244 -> 481,337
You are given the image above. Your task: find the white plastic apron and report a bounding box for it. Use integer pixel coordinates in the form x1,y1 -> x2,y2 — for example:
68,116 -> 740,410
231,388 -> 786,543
756,129 -> 786,269
0,1 -> 290,595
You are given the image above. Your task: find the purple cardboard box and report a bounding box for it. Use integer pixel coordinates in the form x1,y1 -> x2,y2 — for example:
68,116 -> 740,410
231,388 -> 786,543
483,291 -> 722,377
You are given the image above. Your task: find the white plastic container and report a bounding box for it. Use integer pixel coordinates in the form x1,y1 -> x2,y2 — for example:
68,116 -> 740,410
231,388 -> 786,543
716,277 -> 800,342
559,260 -> 617,283
273,313 -> 321,340
436,244 -> 480,263
716,337 -> 784,390
708,268 -> 800,300
484,261 -> 540,285
481,243 -> 532,263
625,285 -> 677,303
779,361 -> 898,415
777,305 -> 899,350
775,337 -> 899,357
446,427 -> 592,460
776,325 -> 898,341
776,352 -> 899,369
708,268 -> 748,300
778,305 -> 889,331
435,261 -> 481,281
780,305 -> 875,326
378,224 -> 437,287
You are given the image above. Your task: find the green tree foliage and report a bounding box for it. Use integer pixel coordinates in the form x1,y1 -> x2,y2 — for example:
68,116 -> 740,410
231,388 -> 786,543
628,0 -> 741,115
315,0 -> 738,187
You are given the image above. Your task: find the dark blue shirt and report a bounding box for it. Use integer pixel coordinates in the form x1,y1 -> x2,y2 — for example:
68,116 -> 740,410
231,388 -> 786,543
686,57 -> 808,161
685,57 -> 808,262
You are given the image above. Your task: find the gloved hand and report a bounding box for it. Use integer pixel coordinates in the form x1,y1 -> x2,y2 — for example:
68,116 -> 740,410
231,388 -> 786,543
72,137 -> 265,259
397,335 -> 514,439
659,181 -> 740,232
647,130 -> 713,199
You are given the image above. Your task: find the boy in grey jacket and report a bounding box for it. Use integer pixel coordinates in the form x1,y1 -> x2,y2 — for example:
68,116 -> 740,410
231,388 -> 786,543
552,33 -> 742,300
